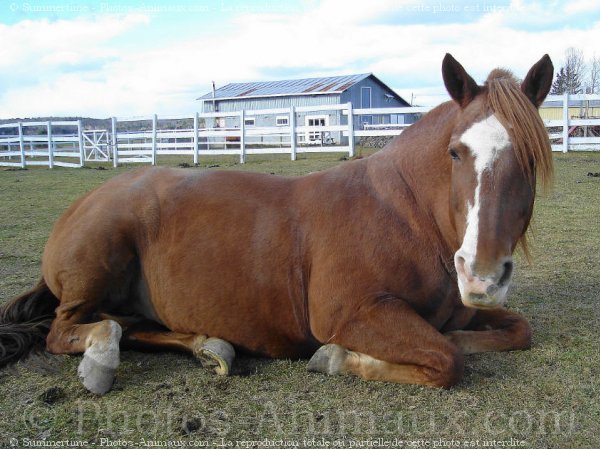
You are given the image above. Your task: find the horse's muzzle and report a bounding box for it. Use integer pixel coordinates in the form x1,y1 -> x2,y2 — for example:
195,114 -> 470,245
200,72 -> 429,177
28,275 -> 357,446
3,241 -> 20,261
454,252 -> 513,309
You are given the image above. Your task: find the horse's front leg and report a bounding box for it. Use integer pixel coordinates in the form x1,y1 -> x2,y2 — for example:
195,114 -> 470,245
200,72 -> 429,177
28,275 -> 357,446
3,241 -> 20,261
443,308 -> 532,355
307,298 -> 464,388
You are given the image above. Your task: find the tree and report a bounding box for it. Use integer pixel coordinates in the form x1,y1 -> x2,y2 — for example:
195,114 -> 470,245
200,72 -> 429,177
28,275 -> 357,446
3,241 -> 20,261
551,47 -> 585,94
551,67 -> 568,94
587,53 -> 600,94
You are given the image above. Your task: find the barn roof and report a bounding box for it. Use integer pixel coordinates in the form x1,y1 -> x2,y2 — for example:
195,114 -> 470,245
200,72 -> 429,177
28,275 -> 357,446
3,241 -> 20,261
197,73 -> 405,103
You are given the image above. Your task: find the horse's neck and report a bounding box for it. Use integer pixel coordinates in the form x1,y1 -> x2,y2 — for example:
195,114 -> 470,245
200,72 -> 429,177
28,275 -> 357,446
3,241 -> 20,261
367,102 -> 460,252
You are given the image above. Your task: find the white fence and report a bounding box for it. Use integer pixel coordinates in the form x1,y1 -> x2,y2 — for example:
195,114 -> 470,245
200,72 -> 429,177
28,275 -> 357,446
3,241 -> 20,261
1,97 -> 598,169
543,93 -> 600,152
108,103 -> 431,167
0,120 -> 84,168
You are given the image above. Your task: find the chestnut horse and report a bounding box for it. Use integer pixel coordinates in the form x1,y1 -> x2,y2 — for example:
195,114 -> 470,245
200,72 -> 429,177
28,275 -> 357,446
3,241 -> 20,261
0,54 -> 554,394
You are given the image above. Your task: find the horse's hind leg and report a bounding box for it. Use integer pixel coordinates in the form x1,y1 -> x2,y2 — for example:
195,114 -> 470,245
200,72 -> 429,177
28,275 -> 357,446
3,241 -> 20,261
46,303 -> 122,395
121,322 -> 235,376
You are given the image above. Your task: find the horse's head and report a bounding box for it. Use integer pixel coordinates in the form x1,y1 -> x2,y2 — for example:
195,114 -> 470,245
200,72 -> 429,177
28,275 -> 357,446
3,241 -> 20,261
442,54 -> 554,309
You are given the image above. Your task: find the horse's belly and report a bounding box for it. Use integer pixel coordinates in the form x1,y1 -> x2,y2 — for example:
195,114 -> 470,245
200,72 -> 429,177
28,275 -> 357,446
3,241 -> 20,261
150,277 -> 315,358
139,195 -> 313,358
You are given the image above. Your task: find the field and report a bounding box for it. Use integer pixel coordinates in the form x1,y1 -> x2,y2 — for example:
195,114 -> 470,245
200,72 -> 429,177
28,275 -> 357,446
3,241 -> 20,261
0,151 -> 598,448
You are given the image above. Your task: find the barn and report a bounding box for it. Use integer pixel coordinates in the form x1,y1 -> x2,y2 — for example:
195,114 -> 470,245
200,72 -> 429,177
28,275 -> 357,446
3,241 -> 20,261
196,74 -> 413,144
540,97 -> 600,120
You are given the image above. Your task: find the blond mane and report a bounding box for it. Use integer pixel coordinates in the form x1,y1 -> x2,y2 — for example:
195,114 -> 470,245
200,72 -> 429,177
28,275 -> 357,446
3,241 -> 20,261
485,69 -> 554,190
485,69 -> 554,259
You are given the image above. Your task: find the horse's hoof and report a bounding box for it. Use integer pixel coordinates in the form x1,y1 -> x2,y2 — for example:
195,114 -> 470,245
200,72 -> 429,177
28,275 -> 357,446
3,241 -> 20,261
196,338 -> 235,376
307,344 -> 348,375
77,352 -> 118,395
77,321 -> 121,395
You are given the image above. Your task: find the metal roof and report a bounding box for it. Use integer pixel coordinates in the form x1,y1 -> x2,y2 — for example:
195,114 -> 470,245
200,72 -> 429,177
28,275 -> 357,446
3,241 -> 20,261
197,73 -> 373,101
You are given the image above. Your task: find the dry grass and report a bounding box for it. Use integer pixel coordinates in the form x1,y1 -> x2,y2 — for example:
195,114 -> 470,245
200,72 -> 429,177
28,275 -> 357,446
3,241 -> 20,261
0,151 -> 598,448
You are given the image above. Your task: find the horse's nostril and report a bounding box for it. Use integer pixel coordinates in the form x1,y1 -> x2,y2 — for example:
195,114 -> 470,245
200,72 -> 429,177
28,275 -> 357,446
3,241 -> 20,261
498,260 -> 513,287
455,254 -> 472,281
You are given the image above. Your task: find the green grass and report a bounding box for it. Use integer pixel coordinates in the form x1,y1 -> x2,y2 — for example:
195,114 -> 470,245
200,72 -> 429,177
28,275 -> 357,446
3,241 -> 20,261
0,151 -> 598,448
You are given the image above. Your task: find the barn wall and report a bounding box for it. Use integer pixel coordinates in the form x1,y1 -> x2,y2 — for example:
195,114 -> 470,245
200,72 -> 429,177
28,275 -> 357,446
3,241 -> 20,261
204,94 -> 345,145
539,106 -> 600,120
340,77 -> 407,109
199,76 -> 416,145
340,76 -> 415,128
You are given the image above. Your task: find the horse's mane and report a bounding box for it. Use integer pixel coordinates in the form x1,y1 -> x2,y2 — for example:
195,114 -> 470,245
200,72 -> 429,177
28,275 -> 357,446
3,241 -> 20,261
485,69 -> 553,191
484,69 -> 554,259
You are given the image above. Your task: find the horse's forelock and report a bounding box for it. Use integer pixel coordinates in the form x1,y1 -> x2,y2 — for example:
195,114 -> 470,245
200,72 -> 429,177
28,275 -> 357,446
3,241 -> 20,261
484,70 -> 554,191
481,69 -> 554,260
485,68 -> 515,83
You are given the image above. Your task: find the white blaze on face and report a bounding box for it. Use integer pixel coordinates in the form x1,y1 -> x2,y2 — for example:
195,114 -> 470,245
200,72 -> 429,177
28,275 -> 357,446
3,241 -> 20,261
455,115 -> 511,294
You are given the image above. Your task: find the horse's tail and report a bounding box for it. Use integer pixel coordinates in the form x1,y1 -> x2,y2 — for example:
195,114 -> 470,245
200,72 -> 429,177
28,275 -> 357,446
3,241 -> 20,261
0,279 -> 59,367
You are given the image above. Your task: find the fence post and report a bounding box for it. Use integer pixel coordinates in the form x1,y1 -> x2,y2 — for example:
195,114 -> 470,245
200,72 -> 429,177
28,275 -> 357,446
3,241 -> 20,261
193,112 -> 199,165
47,121 -> 54,169
562,92 -> 569,153
152,114 -> 158,165
77,120 -> 85,167
347,102 -> 355,158
240,110 -> 246,164
290,106 -> 297,161
111,117 -> 119,167
18,122 -> 26,169
207,116 -> 211,152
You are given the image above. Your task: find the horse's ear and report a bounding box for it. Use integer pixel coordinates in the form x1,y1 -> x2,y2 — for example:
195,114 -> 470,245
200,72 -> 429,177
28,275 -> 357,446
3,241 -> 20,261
442,53 -> 480,108
521,54 -> 554,108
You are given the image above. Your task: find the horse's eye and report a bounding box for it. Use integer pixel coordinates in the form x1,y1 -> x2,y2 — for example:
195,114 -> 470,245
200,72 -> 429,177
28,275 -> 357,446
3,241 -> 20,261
449,148 -> 460,161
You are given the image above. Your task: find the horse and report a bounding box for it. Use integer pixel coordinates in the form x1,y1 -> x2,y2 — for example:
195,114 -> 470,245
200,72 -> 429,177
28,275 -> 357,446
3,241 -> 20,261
0,54 -> 554,394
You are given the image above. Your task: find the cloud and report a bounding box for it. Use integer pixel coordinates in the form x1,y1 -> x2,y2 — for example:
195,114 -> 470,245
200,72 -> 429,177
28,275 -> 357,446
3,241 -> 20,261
0,13 -> 150,117
1,0 -> 600,117
0,14 -> 148,69
563,0 -> 600,14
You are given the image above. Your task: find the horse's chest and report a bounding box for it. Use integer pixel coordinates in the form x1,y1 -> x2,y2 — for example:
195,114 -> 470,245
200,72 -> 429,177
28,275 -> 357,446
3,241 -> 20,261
378,250 -> 458,329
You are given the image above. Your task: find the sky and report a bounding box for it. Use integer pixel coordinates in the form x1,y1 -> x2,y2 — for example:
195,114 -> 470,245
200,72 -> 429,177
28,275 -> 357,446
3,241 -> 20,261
1,0 -> 600,118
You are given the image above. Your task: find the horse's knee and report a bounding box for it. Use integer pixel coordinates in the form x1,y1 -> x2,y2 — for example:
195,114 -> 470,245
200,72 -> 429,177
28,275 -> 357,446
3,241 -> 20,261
425,346 -> 464,389
511,318 -> 532,350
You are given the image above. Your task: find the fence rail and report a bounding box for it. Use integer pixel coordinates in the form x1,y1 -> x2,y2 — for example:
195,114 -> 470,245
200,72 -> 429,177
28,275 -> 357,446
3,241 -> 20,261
1,96 -> 599,168
0,120 -> 84,168
543,93 -> 600,152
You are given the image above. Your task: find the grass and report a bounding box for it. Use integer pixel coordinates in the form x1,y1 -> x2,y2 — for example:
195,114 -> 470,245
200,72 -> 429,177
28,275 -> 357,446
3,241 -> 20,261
0,151 -> 598,448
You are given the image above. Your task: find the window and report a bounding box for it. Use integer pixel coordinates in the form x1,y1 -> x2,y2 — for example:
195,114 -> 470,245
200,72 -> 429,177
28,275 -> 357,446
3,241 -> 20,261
390,114 -> 404,125
305,115 -> 329,142
361,87 -> 372,108
244,117 -> 255,127
276,116 -> 289,126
